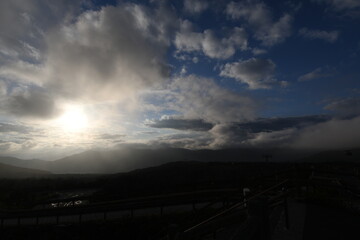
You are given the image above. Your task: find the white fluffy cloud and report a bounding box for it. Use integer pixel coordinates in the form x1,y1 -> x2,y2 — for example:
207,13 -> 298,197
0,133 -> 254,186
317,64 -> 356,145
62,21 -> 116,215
150,132 -> 212,149
152,75 -> 258,123
175,20 -> 248,59
145,114 -> 360,150
220,58 -> 285,89
299,28 -> 340,43
298,67 -> 330,81
209,123 -> 249,148
0,2 -> 174,105
226,1 -> 292,46
252,48 -> 267,55
292,116 -> 360,149
42,4 -> 173,102
184,0 -> 208,14
0,88 -> 59,119
0,0 -> 84,63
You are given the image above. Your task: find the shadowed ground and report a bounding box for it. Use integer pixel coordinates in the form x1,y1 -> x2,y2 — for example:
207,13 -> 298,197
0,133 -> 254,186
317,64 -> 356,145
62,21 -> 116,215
303,204 -> 360,240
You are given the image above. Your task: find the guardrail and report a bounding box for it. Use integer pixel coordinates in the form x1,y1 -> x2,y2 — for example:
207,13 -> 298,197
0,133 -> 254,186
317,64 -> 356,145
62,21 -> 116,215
0,188 -> 243,227
176,166 -> 360,240
180,179 -> 289,240
2,165 -> 360,240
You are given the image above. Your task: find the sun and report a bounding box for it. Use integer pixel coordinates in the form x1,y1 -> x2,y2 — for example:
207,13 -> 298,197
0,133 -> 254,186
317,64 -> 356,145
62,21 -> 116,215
57,106 -> 89,132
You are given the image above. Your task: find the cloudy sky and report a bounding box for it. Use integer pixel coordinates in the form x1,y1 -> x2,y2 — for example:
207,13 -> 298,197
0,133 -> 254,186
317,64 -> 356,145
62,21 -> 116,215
0,0 -> 359,159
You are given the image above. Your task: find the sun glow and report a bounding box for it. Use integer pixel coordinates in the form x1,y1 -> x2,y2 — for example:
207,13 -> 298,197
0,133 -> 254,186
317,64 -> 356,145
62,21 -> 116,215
57,106 -> 89,132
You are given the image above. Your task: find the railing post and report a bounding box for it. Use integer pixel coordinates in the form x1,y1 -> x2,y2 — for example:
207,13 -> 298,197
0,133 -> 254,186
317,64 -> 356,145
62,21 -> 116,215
284,197 -> 290,230
213,229 -> 217,239
243,188 -> 250,206
248,197 -> 270,240
263,200 -> 270,240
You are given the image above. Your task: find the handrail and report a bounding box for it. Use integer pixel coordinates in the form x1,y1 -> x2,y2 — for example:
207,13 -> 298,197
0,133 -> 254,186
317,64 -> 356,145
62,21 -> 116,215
0,188 -> 241,219
183,179 -> 288,234
33,188 -> 240,207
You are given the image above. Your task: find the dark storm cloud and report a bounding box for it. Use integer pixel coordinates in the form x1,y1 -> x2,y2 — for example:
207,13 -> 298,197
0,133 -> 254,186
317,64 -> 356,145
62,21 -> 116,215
140,131 -> 158,135
235,115 -> 331,133
147,118 -> 214,131
220,58 -> 286,89
96,133 -> 126,140
149,115 -> 329,135
147,115 -> 331,149
2,89 -> 59,119
324,97 -> 360,117
209,115 -> 330,148
292,116 -> 360,149
150,132 -> 212,149
207,115 -> 360,150
0,143 -> 12,151
0,123 -> 32,133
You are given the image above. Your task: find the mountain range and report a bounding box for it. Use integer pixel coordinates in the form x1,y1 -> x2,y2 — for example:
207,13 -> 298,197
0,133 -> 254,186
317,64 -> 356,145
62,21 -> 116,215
0,147 -> 357,175
0,162 -> 51,178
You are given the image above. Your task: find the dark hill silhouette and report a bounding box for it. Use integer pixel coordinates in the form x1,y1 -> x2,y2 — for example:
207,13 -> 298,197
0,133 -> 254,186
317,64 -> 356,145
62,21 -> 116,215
1,148 -> 357,174
0,156 -> 52,171
0,148 -> 312,174
302,148 -> 360,163
0,162 -> 51,178
94,161 -> 294,200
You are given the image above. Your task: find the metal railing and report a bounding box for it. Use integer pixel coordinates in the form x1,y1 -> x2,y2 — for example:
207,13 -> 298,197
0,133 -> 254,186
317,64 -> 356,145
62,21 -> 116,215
0,188 -> 243,227
180,179 -> 289,239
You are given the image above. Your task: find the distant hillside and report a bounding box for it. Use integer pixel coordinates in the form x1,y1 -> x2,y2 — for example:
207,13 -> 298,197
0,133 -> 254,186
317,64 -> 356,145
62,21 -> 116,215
0,156 -> 52,170
0,149 -> 193,174
0,147 -> 327,174
0,162 -> 51,179
94,161 -> 295,200
302,149 -> 360,163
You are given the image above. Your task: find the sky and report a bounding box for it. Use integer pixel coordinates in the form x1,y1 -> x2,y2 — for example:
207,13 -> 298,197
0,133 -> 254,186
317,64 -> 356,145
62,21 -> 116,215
0,0 -> 359,160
